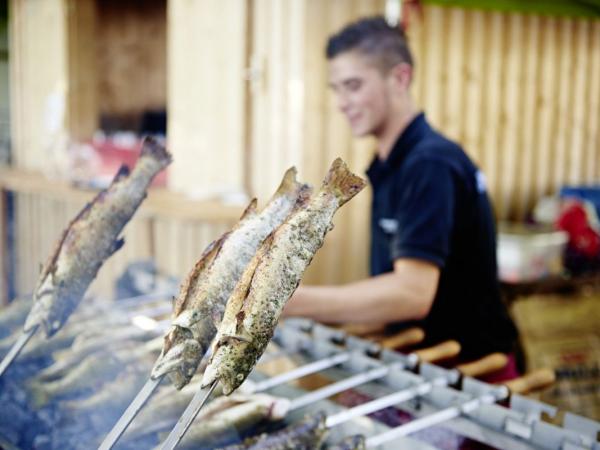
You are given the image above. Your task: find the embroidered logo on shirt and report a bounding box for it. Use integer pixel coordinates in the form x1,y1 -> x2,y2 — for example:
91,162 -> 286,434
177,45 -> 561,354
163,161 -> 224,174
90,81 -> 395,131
379,218 -> 399,234
475,170 -> 487,193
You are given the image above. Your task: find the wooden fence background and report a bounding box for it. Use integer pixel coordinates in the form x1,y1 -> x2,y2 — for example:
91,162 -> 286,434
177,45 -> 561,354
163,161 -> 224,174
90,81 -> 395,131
4,0 -> 599,301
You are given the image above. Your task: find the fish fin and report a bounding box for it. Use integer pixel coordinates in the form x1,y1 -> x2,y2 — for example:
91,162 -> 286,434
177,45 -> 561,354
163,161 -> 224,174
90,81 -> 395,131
111,165 -> 130,184
239,198 -> 258,221
270,167 -> 313,202
110,237 -> 125,256
173,231 -> 230,316
320,158 -> 367,206
220,333 -> 252,344
235,233 -> 275,326
140,136 -> 173,166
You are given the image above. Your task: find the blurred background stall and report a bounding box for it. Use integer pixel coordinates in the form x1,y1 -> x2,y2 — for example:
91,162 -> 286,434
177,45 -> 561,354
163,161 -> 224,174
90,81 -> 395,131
1,0 -> 600,431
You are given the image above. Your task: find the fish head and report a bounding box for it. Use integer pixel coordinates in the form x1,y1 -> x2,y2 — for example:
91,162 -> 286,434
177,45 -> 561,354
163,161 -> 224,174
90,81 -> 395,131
151,329 -> 203,389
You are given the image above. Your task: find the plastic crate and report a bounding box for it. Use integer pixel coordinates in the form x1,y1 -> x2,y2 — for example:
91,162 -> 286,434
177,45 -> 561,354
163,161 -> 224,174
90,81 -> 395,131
497,223 -> 568,283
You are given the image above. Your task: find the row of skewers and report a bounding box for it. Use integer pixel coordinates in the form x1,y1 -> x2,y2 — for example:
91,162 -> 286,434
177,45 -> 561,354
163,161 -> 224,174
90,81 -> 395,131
0,292 -> 557,450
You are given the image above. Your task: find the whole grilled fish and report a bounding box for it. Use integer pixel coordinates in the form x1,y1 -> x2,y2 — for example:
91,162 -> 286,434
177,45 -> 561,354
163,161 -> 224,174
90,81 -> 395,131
29,339 -> 161,408
24,137 -> 172,336
203,159 -> 365,394
326,435 -> 366,450
151,168 -> 311,389
0,296 -> 33,337
61,367 -> 147,416
219,412 -> 328,450
163,393 -> 290,450
35,340 -> 138,383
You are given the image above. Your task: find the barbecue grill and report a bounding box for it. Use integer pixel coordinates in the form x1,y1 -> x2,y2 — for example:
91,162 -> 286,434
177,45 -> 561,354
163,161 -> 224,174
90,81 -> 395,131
210,317 -> 600,450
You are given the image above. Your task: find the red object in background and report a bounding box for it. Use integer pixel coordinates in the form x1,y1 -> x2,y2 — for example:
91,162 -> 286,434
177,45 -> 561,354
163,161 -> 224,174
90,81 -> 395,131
556,203 -> 600,258
89,138 -> 168,188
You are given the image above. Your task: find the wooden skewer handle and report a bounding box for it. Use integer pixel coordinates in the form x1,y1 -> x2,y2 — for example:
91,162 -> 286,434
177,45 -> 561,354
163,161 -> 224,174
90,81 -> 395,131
380,327 -> 425,350
413,340 -> 461,363
339,322 -> 387,337
503,368 -> 556,395
456,353 -> 509,377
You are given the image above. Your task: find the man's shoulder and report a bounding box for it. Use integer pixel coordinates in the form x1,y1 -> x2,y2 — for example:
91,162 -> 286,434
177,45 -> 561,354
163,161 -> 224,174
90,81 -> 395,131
404,131 -> 475,176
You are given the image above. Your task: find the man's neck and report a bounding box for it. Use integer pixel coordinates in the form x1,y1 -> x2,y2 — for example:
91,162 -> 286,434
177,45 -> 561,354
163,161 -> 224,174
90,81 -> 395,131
376,106 -> 418,161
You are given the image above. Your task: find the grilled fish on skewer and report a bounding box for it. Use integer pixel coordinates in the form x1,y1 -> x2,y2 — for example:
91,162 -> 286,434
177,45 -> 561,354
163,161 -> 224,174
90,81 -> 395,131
326,435 -> 366,450
159,394 -> 290,450
24,137 -> 172,337
218,412 -> 328,450
28,338 -> 162,408
203,158 -> 366,395
151,168 -> 311,389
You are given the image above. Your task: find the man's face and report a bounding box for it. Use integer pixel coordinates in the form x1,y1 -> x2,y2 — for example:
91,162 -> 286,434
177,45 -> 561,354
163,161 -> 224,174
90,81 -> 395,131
328,51 -> 393,137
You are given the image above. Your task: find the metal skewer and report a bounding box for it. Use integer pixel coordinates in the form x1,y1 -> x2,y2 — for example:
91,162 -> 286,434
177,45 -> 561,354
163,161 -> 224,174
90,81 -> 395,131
248,352 -> 351,393
365,387 -> 509,447
289,363 -> 401,411
158,381 -> 218,450
98,376 -> 164,450
0,325 -> 39,377
325,377 -> 448,428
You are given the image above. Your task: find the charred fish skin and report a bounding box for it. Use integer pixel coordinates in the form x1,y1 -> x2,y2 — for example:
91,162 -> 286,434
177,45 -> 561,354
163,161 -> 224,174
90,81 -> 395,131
151,168 -> 312,389
24,137 -> 172,337
166,394 -> 290,450
218,412 -> 328,450
203,158 -> 366,395
326,435 -> 366,450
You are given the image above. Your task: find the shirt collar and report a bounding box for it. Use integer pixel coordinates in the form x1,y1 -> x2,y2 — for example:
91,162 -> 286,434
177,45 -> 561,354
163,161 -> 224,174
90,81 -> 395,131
367,112 -> 429,185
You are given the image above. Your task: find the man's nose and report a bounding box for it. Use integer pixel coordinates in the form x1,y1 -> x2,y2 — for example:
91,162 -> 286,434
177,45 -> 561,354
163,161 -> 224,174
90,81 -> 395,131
337,94 -> 351,113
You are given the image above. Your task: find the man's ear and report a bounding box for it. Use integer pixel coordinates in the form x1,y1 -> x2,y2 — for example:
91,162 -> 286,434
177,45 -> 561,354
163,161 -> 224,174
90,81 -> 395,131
390,62 -> 413,91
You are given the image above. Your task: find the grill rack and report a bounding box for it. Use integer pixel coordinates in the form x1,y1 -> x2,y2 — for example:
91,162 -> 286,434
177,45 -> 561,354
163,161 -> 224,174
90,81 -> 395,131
257,318 -> 600,450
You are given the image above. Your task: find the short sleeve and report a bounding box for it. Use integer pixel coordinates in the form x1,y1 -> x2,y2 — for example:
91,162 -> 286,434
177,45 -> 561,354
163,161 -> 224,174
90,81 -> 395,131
391,158 -> 455,268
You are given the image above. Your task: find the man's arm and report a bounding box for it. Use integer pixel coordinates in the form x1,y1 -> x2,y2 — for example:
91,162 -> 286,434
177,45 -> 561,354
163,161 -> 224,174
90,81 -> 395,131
283,258 -> 440,324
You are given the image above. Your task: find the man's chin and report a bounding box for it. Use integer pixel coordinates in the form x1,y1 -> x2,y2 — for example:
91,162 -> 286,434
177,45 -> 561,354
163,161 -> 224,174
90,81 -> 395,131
350,126 -> 371,137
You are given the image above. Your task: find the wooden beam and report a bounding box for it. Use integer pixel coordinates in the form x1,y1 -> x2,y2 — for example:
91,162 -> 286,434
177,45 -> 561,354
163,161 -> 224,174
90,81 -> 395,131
0,168 -> 243,222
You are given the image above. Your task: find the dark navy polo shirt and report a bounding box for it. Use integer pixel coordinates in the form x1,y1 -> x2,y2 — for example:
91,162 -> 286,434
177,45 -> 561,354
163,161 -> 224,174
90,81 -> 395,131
367,113 -> 517,359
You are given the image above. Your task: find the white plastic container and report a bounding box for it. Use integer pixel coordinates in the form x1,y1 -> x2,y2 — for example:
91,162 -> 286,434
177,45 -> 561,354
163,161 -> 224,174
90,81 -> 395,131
497,223 -> 568,283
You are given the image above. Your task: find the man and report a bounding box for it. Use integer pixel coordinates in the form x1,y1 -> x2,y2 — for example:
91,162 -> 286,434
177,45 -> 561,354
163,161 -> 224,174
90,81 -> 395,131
284,16 -> 519,373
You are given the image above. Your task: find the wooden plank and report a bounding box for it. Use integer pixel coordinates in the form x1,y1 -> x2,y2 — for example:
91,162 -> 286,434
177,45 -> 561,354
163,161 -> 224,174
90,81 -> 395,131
65,0 -> 98,140
0,168 -> 243,221
167,0 -> 246,196
534,16 -> 556,201
480,11 -> 503,215
552,18 -> 573,191
586,22 -> 600,182
568,20 -> 589,185
515,14 -> 539,218
443,7 -> 464,143
462,9 -> 485,166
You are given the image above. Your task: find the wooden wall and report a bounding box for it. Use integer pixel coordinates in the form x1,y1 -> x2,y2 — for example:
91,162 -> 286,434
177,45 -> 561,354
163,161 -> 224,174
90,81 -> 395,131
96,0 -> 167,121
250,2 -> 600,284
6,0 -> 600,299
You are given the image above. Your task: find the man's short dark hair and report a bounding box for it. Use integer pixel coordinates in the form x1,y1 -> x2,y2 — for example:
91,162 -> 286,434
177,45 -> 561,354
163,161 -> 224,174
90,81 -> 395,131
326,16 -> 413,73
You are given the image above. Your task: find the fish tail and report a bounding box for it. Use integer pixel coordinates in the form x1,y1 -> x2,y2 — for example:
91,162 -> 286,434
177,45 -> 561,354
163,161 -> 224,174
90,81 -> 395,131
239,198 -> 258,221
112,165 -> 131,183
140,136 -> 173,167
321,158 -> 367,206
272,167 -> 313,202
